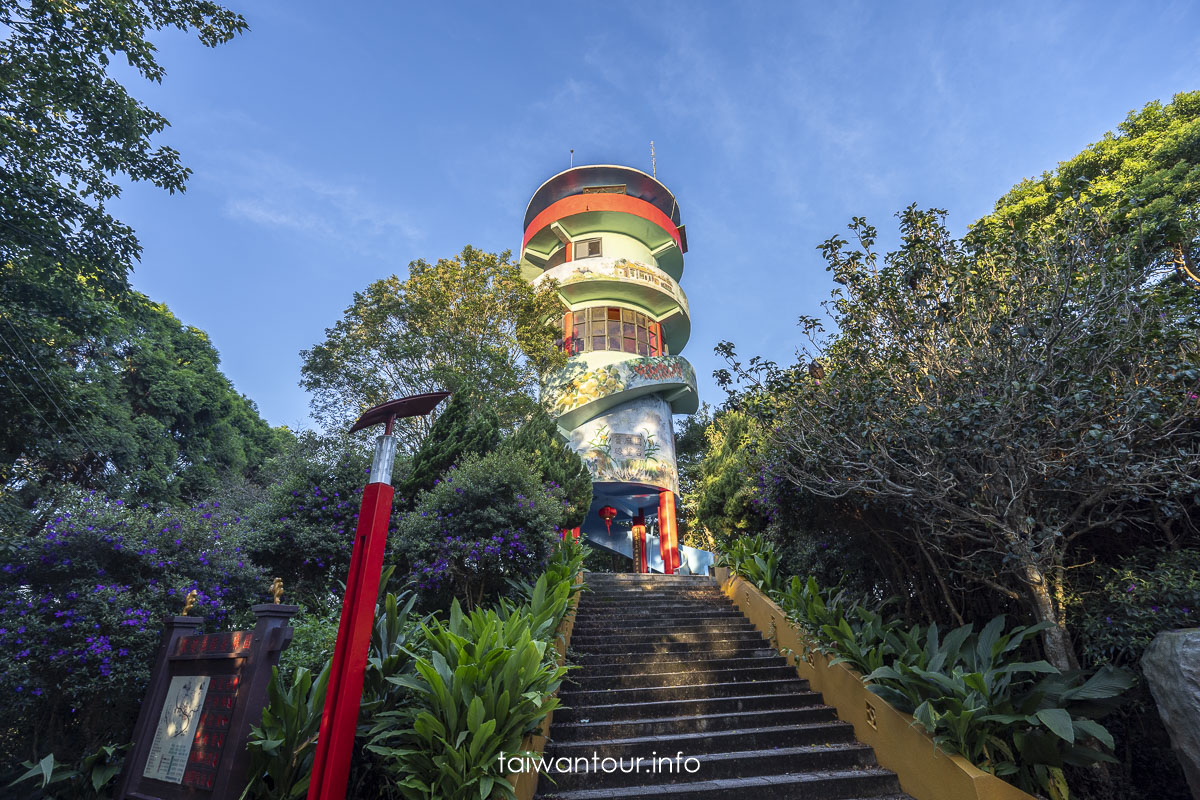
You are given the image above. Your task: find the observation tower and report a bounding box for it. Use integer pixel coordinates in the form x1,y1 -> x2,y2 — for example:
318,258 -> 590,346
521,165 -> 701,573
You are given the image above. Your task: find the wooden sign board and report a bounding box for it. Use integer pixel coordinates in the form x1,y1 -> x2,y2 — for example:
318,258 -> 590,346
116,605 -> 297,800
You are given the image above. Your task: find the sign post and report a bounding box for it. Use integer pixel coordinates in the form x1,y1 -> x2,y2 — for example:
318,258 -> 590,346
306,392 -> 448,800
115,594 -> 298,800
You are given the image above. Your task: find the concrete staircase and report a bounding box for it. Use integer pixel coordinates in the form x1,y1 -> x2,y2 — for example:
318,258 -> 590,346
535,573 -> 912,800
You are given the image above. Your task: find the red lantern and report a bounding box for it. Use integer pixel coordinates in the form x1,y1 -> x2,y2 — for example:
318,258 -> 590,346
598,506 -> 618,536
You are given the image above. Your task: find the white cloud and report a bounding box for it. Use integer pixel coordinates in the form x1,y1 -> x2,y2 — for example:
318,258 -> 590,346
214,152 -> 424,256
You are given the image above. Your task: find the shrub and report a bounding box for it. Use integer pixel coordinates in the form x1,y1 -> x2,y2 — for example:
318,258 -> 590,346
1076,548 -> 1200,672
242,581 -> 425,800
244,433 -> 380,610
7,743 -> 128,800
0,491 -> 264,773
722,541 -> 1132,800
396,450 -> 562,610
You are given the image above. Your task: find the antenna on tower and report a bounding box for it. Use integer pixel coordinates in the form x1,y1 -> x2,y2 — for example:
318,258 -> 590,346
570,149 -> 574,168
650,141 -> 656,178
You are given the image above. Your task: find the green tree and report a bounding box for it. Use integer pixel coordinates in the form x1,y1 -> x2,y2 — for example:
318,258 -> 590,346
0,0 -> 247,294
502,406 -> 592,530
398,392 -> 499,506
689,409 -> 766,550
396,449 -> 562,610
300,246 -> 566,448
722,205 -> 1199,671
975,91 -> 1200,284
1,288 -> 282,518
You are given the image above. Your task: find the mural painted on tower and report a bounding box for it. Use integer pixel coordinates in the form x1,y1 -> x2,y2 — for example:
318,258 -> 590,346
544,355 -> 697,419
567,394 -> 680,494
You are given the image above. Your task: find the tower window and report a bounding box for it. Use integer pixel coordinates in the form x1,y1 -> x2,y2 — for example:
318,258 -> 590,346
561,307 -> 664,357
576,238 -> 602,259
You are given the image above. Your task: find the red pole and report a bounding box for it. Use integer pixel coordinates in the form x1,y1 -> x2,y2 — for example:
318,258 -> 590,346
304,479 -> 393,796
633,510 -> 647,574
306,478 -> 393,800
306,391 -> 447,800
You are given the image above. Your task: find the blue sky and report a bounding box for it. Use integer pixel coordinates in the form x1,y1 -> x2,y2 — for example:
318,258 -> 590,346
112,1 -> 1200,429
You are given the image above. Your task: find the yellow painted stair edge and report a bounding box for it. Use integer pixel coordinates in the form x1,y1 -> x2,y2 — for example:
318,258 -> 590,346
714,566 -> 1039,800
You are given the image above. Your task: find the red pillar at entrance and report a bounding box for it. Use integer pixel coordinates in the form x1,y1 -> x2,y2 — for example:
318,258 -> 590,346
633,511 -> 648,573
659,491 -> 679,575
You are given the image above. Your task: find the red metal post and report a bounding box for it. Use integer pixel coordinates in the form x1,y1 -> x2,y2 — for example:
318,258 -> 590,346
306,392 -> 447,800
306,479 -> 393,800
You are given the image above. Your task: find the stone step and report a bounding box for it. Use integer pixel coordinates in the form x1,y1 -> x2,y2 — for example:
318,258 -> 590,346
559,678 -> 809,706
571,619 -> 755,635
581,587 -> 722,596
535,763 -> 901,799
569,638 -> 772,658
551,704 -> 839,741
553,690 -> 828,724
574,606 -> 739,618
571,629 -> 765,646
546,721 -> 858,762
577,654 -> 787,678
578,594 -> 724,599
571,635 -> 766,655
574,606 -> 735,618
573,646 -> 781,666
567,664 -> 799,690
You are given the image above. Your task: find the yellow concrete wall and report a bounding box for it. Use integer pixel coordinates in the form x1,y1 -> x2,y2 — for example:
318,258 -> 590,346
714,566 -> 1037,800
507,575 -> 581,800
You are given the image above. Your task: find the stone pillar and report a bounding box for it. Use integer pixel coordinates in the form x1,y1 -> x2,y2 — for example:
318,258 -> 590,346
1143,629 -> 1200,799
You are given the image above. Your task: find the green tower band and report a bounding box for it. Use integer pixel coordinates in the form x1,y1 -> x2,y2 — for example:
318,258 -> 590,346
521,164 -> 706,574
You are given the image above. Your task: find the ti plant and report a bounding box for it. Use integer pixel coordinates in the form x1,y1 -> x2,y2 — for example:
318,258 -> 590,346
241,579 -> 425,800
7,743 -> 128,800
367,601 -> 569,800
242,666 -> 329,800
717,533 -> 780,592
719,538 -> 1134,800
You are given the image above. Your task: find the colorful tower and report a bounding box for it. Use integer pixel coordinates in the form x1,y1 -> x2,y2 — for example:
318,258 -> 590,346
521,165 -> 698,573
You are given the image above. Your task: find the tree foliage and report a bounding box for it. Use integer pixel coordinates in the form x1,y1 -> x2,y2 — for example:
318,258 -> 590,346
0,0 -> 247,294
687,409 -> 765,549
1,278 -> 282,519
300,246 -> 566,446
720,205 -> 1200,671
398,392 -> 498,507
501,406 -> 592,530
975,91 -> 1200,284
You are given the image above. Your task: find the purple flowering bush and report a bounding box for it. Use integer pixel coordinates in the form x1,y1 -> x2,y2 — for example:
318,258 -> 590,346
242,432 -> 384,610
1077,548 -> 1200,672
397,449 -> 561,610
0,491 -> 265,773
